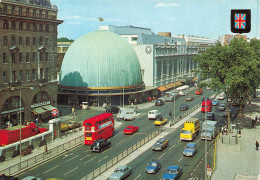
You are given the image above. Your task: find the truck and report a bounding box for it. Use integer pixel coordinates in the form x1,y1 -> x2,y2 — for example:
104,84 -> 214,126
180,118 -> 200,141
0,123 -> 47,146
118,108 -> 135,121
201,120 -> 217,140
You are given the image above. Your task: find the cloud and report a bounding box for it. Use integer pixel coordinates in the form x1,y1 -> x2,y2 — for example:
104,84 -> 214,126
155,2 -> 179,8
63,16 -> 81,20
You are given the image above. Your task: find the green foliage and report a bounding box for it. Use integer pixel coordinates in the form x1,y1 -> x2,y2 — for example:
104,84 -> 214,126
58,37 -> 74,42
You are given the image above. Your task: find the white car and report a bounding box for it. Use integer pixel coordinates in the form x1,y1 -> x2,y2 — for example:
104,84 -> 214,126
148,110 -> 161,120
218,94 -> 225,100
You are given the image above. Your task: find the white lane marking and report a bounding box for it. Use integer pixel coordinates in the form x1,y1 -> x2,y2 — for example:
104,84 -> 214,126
169,144 -> 176,150
113,132 -> 123,138
64,167 -> 78,176
85,149 -> 90,153
133,174 -> 141,180
195,139 -> 200,144
178,156 -> 183,162
158,152 -> 166,160
178,139 -> 181,142
62,153 -> 74,159
116,139 -> 126,145
80,154 -> 90,161
84,157 -> 96,164
98,156 -> 108,162
65,155 -> 79,162
44,165 -> 59,174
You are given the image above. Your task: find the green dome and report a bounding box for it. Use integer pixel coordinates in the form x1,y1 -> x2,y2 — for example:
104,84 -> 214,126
60,31 -> 142,88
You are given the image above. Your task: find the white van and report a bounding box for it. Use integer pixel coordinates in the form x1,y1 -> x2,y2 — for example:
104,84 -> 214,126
148,110 -> 161,120
118,108 -> 135,121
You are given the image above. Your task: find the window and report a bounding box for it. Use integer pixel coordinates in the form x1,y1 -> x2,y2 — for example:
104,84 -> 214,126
45,52 -> 48,61
45,11 -> 48,18
39,52 -> 43,61
39,37 -> 43,45
19,70 -> 23,81
3,20 -> 8,29
19,7 -> 22,15
3,72 -> 7,83
19,53 -> 23,62
32,69 -> 36,80
45,38 -> 49,45
45,24 -> 49,32
39,24 -> 43,32
33,9 -> 36,17
45,68 -> 49,80
11,36 -> 16,45
11,53 -> 15,63
32,52 -> 36,62
3,53 -> 7,63
19,22 -> 23,30
19,37 -> 23,45
39,10 -> 42,18
40,68 -> 44,79
3,5 -> 7,13
3,36 -> 7,45
26,52 -> 30,62
33,23 -> 36,31
26,70 -> 30,81
26,8 -> 29,16
26,22 -> 30,30
11,6 -> 15,14
12,71 -> 16,82
26,37 -> 30,45
33,37 -> 36,45
11,21 -> 16,30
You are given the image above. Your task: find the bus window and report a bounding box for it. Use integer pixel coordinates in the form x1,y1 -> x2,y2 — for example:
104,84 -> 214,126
85,126 -> 90,130
85,133 -> 92,137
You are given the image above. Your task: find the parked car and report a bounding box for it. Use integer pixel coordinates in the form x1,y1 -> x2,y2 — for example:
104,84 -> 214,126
155,99 -> 164,106
148,110 -> 161,120
218,94 -> 225,100
90,139 -> 111,152
180,104 -> 189,111
162,166 -> 183,180
123,126 -> 139,135
185,96 -> 194,101
145,159 -> 161,174
109,165 -> 132,180
152,138 -> 169,151
21,176 -> 41,180
212,100 -> 218,106
218,103 -> 225,111
154,116 -> 167,126
183,143 -> 197,157
66,120 -> 81,129
207,112 -> 215,120
106,106 -> 120,114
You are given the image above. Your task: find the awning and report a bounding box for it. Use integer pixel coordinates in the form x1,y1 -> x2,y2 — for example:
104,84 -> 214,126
42,105 -> 56,111
158,86 -> 167,92
158,81 -> 183,92
33,107 -> 47,114
173,81 -> 182,87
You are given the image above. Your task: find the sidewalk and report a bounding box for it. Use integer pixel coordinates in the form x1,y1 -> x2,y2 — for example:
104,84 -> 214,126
212,93 -> 260,180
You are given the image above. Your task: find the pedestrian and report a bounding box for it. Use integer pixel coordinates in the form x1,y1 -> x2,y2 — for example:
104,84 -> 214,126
252,119 -> 255,128
169,111 -> 172,118
256,141 -> 259,151
255,116 -> 258,123
36,118 -> 39,124
72,107 -> 75,114
44,144 -> 48,154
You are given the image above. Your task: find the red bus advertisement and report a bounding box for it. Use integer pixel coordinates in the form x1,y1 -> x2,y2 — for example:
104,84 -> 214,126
201,100 -> 212,112
82,113 -> 114,145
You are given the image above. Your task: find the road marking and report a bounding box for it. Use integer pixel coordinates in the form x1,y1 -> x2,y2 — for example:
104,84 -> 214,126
84,157 -> 96,164
195,139 -> 200,144
116,139 -> 126,145
113,132 -> 122,138
62,153 -> 74,159
133,174 -> 141,180
85,149 -> 90,153
178,139 -> 181,142
64,167 -> 78,176
178,156 -> 183,162
158,152 -> 166,159
65,154 -> 79,162
169,144 -> 176,150
44,165 -> 59,174
80,154 -> 90,160
98,156 -> 108,162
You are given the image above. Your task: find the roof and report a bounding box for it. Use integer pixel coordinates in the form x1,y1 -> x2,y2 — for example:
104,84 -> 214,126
99,25 -> 155,35
186,118 -> 200,123
82,113 -> 113,126
167,165 -> 179,170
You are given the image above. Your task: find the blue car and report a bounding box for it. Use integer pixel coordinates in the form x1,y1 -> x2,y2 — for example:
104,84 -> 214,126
162,166 -> 183,180
145,159 -> 161,174
212,100 -> 218,106
183,143 -> 197,157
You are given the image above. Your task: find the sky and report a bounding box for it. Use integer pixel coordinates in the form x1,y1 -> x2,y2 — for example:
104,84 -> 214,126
52,0 -> 260,41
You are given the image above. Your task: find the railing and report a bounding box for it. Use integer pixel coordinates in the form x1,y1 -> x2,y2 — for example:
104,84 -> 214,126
81,129 -> 161,180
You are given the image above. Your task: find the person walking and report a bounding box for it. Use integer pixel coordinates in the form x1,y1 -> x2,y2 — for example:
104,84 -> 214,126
252,119 -> 255,128
256,141 -> 259,151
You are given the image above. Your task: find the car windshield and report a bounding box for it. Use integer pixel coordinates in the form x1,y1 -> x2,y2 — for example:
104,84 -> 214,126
156,141 -> 163,145
181,130 -> 191,134
185,146 -> 194,150
114,169 -> 123,173
149,112 -> 154,114
166,169 -> 177,174
148,162 -> 157,166
202,130 -> 212,133
125,128 -> 132,130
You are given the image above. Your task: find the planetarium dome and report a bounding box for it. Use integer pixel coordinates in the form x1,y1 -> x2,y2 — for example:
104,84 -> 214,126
60,31 -> 142,89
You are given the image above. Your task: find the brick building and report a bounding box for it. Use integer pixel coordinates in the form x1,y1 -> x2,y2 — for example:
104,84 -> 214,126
0,0 -> 63,128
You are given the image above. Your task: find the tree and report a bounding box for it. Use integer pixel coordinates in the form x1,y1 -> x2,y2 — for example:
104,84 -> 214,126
195,37 -> 260,132
57,37 -> 74,42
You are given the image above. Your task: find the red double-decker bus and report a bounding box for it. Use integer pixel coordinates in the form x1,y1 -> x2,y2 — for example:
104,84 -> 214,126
201,100 -> 212,112
82,113 -> 115,145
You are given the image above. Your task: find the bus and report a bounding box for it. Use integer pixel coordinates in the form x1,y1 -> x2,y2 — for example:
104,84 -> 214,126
201,100 -> 212,112
176,85 -> 190,96
82,113 -> 115,145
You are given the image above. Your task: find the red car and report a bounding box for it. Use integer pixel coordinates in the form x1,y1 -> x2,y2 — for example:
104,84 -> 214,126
123,126 -> 139,135
195,89 -> 203,95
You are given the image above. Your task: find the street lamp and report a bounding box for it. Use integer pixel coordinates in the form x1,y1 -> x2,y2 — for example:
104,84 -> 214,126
204,97 -> 207,179
122,70 -> 125,107
19,87 -> 22,168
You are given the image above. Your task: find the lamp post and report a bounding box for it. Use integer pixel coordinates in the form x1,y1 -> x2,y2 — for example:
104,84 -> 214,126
122,70 -> 125,107
204,97 -> 207,179
19,87 -> 22,168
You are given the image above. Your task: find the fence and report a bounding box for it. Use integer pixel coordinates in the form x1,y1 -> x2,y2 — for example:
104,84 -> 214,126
81,129 -> 161,180
0,132 -> 84,176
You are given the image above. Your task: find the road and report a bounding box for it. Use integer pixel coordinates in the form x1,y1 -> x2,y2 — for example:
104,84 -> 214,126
17,89 -> 236,180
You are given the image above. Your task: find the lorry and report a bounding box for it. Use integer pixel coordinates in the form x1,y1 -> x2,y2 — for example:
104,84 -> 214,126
180,118 -> 200,141
0,123 -> 47,146
118,108 -> 135,121
201,120 -> 217,140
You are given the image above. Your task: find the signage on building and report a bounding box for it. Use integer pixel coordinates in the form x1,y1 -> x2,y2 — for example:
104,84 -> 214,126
51,109 -> 58,116
31,101 -> 50,108
1,107 -> 25,115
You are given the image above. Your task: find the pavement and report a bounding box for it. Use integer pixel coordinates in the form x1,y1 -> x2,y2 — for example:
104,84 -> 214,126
212,90 -> 260,180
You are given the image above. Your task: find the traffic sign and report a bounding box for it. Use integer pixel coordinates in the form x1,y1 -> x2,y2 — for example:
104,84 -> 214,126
51,109 -> 58,116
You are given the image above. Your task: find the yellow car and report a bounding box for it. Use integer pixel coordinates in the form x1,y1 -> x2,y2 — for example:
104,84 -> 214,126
154,117 -> 167,126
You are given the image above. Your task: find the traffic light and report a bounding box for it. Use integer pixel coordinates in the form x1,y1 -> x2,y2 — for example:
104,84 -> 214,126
231,9 -> 251,34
